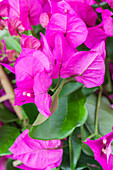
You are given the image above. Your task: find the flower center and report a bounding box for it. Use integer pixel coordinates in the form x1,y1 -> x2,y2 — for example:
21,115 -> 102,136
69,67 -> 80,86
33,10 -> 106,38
103,138 -> 107,145
101,138 -> 108,155
64,9 -> 68,14
23,92 -> 31,97
102,148 -> 107,154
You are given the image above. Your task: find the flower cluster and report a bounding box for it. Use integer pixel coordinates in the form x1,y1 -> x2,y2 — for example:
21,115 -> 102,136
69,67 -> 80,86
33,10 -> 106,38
0,0 -> 106,118
0,0 -> 113,169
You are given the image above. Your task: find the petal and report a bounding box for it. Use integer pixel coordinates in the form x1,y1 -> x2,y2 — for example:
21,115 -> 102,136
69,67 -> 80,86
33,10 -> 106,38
46,13 -> 66,48
14,88 -> 35,106
52,33 -> 74,78
46,12 -> 88,48
39,12 -> 50,28
15,48 -> 50,88
84,131 -> 113,170
34,72 -> 52,117
0,63 -> 15,73
19,0 -> 42,30
40,33 -> 54,66
91,40 -> 106,60
66,13 -> 88,48
21,34 -> 41,49
61,51 -> 105,87
84,27 -> 107,49
9,130 -> 63,169
7,17 -> 24,36
66,1 -> 97,26
75,54 -> 105,87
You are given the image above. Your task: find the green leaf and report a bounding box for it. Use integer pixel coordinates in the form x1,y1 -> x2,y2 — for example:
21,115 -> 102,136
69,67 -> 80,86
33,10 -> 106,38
0,126 -> 20,156
0,106 -> 18,123
32,24 -> 43,34
0,30 -> 10,40
60,142 -> 71,170
22,103 -> 39,124
76,166 -> 87,170
106,37 -> 113,62
69,128 -> 82,170
86,94 -> 113,135
29,89 -> 87,140
81,125 -> 94,156
77,44 -> 89,51
82,87 -> 99,97
59,82 -> 83,97
4,37 -> 21,53
32,24 -> 45,38
77,152 -> 102,170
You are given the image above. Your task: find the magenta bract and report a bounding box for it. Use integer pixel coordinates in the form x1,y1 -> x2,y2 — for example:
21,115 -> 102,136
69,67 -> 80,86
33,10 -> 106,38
84,27 -> 107,49
84,130 -> 113,170
34,72 -> 52,117
9,129 -> 63,170
19,0 -> 42,30
21,35 -> 41,50
46,12 -> 88,48
65,0 -> 97,26
0,40 -> 18,64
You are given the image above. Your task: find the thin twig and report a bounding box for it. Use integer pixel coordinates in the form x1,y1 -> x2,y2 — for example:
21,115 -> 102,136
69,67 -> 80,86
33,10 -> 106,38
95,86 -> 102,135
0,94 -> 13,102
0,65 -> 23,120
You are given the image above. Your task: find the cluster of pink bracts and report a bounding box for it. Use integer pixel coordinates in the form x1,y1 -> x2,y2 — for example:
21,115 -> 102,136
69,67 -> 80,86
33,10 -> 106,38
1,0 -> 113,169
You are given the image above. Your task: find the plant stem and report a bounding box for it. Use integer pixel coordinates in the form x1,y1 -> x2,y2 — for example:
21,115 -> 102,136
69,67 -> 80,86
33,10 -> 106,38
52,76 -> 76,103
0,65 -> 23,120
87,134 -> 95,139
95,86 -> 102,136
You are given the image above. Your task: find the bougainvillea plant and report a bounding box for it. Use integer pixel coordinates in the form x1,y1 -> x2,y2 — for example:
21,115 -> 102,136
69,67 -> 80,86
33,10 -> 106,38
0,0 -> 113,169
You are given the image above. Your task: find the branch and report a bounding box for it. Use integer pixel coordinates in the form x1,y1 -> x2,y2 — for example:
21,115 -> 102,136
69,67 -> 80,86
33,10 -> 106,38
0,65 -> 23,120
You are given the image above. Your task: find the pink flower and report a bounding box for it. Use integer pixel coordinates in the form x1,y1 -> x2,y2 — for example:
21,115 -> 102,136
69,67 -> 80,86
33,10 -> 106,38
14,48 -> 50,96
0,40 -> 18,64
2,47 -> 52,117
50,33 -> 105,88
0,0 -> 9,18
91,40 -> 106,60
21,34 -> 41,50
34,72 -> 52,117
6,0 -> 25,35
51,33 -> 75,79
19,0 -> 42,30
64,0 -> 97,26
97,8 -> 113,37
6,49 -> 18,62
9,129 -> 63,170
67,0 -> 96,5
39,12 -> 50,28
84,27 -> 107,49
2,33 -> 105,116
6,16 -> 25,36
83,129 -> 113,170
46,2 -> 88,48
8,0 -> 20,18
